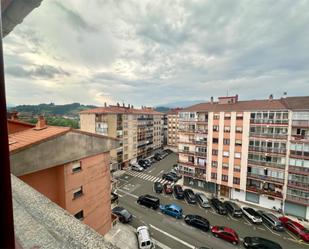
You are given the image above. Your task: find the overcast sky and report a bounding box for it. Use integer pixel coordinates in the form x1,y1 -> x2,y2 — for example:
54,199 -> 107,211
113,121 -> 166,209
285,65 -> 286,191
3,0 -> 309,107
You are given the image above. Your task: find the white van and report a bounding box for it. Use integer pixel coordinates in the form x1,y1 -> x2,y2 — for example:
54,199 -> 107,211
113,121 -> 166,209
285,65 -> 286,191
136,226 -> 153,249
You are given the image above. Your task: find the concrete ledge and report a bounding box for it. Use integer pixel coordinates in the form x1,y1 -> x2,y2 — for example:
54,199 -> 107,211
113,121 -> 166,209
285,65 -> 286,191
12,175 -> 118,249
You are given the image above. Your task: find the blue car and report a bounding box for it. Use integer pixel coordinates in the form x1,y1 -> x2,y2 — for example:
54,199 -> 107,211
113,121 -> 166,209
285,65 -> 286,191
159,204 -> 183,219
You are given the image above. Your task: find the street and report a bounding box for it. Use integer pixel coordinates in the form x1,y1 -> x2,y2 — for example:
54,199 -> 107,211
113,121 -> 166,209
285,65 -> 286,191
115,153 -> 308,249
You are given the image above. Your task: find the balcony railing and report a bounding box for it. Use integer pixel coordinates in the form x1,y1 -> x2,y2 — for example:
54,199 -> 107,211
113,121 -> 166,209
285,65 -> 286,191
195,151 -> 207,157
292,120 -> 309,128
286,194 -> 309,205
250,119 -> 289,125
249,132 -> 288,139
248,146 -> 287,154
246,185 -> 283,198
178,140 -> 207,145
178,149 -> 195,155
179,170 -> 206,180
288,180 -> 309,190
247,173 -> 285,184
288,165 -> 309,175
248,160 -> 286,169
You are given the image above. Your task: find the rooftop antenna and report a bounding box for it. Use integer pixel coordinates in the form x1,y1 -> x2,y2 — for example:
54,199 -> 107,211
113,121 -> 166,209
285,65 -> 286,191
226,89 -> 229,96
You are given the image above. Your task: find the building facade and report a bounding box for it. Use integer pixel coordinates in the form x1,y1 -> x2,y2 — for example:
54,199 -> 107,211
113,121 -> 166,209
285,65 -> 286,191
9,117 -> 119,235
80,104 -> 163,170
178,95 -> 309,219
167,108 -> 182,149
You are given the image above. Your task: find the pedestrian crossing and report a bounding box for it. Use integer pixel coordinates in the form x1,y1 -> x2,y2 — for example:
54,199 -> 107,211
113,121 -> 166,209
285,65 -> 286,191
126,170 -> 173,185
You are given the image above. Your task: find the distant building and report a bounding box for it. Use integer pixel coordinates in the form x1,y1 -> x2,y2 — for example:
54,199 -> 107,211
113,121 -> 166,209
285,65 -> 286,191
7,113 -> 35,134
178,95 -> 309,219
166,108 -> 182,149
79,104 -> 163,170
9,116 -> 119,235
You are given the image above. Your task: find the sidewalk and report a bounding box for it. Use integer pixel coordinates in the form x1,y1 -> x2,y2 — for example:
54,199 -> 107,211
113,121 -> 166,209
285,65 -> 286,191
178,178 -> 309,228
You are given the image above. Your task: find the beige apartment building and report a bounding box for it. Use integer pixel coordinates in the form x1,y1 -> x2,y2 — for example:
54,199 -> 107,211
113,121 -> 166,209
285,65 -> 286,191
80,104 -> 163,170
178,95 -> 309,219
166,108 -> 182,149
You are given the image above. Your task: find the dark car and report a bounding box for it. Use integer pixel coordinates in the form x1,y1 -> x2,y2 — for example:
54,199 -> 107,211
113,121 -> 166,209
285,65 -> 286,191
163,183 -> 173,194
168,171 -> 182,180
111,192 -> 119,204
184,214 -> 210,232
184,189 -> 197,204
154,153 -> 163,161
138,160 -> 148,169
154,181 -> 163,193
112,206 -> 132,223
162,172 -> 178,182
211,198 -> 227,215
140,159 -> 151,167
243,237 -> 282,249
137,195 -> 160,209
211,226 -> 239,245
258,211 -> 284,231
224,201 -> 242,218
173,184 -> 184,199
164,149 -> 173,154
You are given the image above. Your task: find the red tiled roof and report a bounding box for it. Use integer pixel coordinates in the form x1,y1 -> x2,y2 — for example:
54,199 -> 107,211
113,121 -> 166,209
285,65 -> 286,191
166,108 -> 183,115
80,106 -> 162,115
281,96 -> 309,110
182,99 -> 287,112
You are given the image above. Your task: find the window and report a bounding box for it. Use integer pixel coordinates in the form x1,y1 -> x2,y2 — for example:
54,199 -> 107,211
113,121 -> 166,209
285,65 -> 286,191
233,177 -> 240,184
212,161 -> 218,168
223,151 -> 229,157
73,187 -> 83,199
214,114 -> 220,120
211,173 -> 217,179
235,140 -> 242,146
236,126 -> 243,133
72,162 -> 82,173
235,152 -> 241,159
224,126 -> 230,132
222,175 -> 228,182
222,163 -> 229,170
213,138 -> 219,144
213,125 -> 219,132
224,113 -> 231,120
183,146 -> 189,151
234,165 -> 241,172
212,149 -> 218,155
223,138 -> 230,145
236,113 -> 243,120
74,210 -> 84,220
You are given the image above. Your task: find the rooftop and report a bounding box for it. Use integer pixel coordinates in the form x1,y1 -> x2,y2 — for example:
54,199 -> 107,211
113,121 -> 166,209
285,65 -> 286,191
80,105 -> 162,115
166,108 -> 183,115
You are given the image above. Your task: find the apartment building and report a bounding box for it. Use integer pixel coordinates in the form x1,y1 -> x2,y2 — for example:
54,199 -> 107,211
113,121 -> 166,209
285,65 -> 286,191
9,117 -> 119,235
178,95 -> 309,219
80,104 -> 163,170
167,108 -> 182,149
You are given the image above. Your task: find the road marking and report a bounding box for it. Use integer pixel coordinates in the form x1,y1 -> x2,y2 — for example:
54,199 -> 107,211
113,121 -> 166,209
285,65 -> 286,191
157,170 -> 164,177
257,227 -> 265,231
117,189 -> 138,199
263,224 -> 281,236
285,230 -> 299,241
152,238 -> 172,249
227,213 -> 238,221
149,224 -> 195,249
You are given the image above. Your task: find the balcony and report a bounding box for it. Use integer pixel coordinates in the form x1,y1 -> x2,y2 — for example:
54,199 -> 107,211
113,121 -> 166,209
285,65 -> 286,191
250,119 -> 289,125
179,170 -> 206,180
286,194 -> 309,205
292,120 -> 309,128
178,140 -> 207,145
195,151 -> 207,157
288,180 -> 309,190
288,165 -> 309,176
247,160 -> 286,169
248,146 -> 287,154
289,150 -> 309,159
249,132 -> 288,140
247,172 -> 285,184
246,185 -> 283,198
178,149 -> 195,155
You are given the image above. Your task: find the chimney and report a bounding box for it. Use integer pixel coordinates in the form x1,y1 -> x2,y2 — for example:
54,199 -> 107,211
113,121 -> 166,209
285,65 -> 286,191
117,102 -> 120,107
131,105 -> 134,109
104,102 -> 107,107
269,94 -> 273,101
128,104 -> 131,108
235,94 -> 238,102
123,103 -> 125,107
210,96 -> 214,104
35,115 -> 47,130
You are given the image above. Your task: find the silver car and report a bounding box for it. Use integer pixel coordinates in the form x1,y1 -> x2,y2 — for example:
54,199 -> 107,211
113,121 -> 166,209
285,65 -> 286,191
131,163 -> 144,172
195,192 -> 210,208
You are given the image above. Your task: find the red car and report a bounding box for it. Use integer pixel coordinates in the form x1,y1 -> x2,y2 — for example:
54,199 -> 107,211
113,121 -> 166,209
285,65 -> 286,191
279,216 -> 309,242
163,183 -> 173,194
211,226 -> 239,245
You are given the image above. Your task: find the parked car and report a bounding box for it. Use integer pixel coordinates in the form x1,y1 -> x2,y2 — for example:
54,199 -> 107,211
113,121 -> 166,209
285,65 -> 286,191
154,181 -> 163,193
258,211 -> 284,231
112,206 -> 132,223
211,198 -> 227,215
168,171 -> 182,180
154,153 -> 163,161
211,226 -> 239,245
173,185 -> 184,199
196,192 -> 210,208
139,159 -> 151,167
279,216 -> 309,242
160,203 -> 183,219
243,237 -> 282,249
144,159 -> 152,166
111,192 -> 119,204
224,201 -> 242,218
172,164 -> 179,171
242,207 -> 262,224
137,195 -> 160,209
131,163 -> 144,172
136,226 -> 153,249
184,214 -> 210,232
184,189 -> 197,204
164,149 -> 173,154
162,172 -> 178,182
138,160 -> 148,169
163,183 -> 173,194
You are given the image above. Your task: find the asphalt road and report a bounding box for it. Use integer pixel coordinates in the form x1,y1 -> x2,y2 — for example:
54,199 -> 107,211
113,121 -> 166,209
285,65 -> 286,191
115,153 -> 308,249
